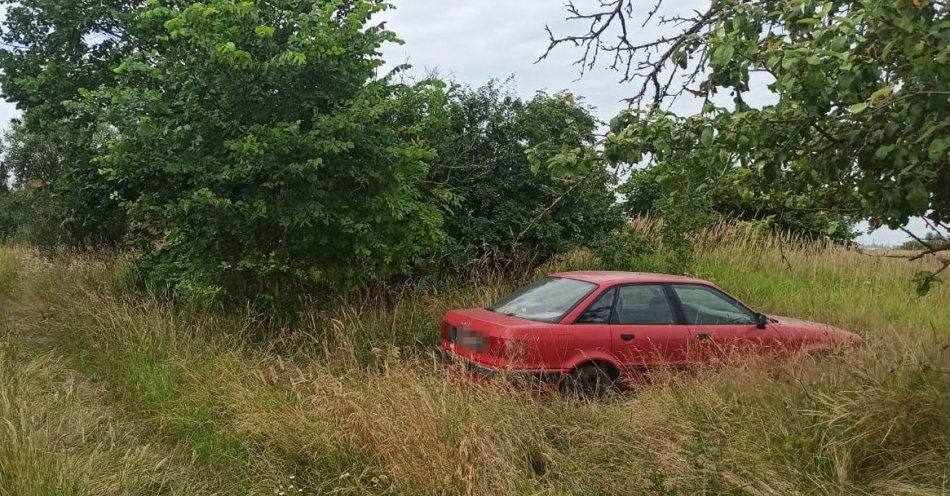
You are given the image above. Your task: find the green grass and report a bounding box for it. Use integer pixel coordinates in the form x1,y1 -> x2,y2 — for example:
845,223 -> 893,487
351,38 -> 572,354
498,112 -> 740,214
0,224 -> 948,495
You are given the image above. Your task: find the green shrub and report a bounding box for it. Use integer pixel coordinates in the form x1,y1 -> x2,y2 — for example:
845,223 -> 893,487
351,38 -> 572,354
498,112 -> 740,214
591,226 -> 659,271
87,0 -> 445,300
426,82 -> 621,268
0,189 -> 73,254
0,123 -> 126,250
619,166 -> 858,242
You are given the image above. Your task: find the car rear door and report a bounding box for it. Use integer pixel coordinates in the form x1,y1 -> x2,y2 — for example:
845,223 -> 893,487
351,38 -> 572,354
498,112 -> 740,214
609,284 -> 693,368
669,284 -> 778,362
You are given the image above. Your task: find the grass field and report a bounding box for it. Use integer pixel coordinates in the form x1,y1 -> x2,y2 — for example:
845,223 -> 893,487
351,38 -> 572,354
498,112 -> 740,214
1,224 -> 948,495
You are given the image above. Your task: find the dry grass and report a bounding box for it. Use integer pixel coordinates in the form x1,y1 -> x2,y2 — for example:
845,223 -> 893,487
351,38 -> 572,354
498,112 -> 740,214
0,223 -> 948,495
0,341 -> 215,496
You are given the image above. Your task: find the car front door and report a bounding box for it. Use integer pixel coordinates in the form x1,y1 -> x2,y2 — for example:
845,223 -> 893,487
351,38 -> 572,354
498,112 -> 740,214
669,284 -> 777,362
609,284 -> 693,368
562,287 -> 616,369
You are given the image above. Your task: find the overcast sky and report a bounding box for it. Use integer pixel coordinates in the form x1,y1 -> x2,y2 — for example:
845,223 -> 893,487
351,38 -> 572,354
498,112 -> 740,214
0,1 -> 936,246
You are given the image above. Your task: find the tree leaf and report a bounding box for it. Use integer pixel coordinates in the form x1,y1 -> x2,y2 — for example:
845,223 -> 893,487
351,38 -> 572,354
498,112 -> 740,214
722,45 -> 735,62
906,185 -> 930,211
849,102 -> 868,114
929,138 -> 949,162
913,271 -> 941,297
869,85 -> 893,102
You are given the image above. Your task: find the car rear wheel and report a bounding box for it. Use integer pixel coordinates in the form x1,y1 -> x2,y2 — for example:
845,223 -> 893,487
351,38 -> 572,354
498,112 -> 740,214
560,363 -> 617,399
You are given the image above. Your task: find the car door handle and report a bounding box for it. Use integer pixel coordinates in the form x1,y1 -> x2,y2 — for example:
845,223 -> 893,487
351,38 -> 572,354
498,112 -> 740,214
696,334 -> 712,341
620,334 -> 635,342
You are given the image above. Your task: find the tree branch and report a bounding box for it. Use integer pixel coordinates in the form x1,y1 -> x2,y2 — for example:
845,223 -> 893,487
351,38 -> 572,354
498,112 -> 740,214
538,0 -> 726,107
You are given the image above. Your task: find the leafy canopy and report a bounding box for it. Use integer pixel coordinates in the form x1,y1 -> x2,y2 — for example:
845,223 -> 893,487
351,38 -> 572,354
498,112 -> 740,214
425,81 -> 620,265
619,164 -> 857,242
0,0 -> 630,299
0,0 -> 148,246
545,0 -> 949,287
84,0 -> 444,298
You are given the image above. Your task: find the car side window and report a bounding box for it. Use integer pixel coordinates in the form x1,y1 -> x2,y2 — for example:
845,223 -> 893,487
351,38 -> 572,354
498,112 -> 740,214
576,288 -> 616,324
672,285 -> 755,325
615,285 -> 676,325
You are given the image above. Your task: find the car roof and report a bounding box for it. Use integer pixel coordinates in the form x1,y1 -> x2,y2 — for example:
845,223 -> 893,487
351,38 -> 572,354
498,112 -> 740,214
551,271 -> 711,286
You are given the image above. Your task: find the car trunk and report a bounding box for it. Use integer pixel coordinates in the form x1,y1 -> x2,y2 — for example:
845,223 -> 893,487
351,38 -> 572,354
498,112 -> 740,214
440,308 -> 550,369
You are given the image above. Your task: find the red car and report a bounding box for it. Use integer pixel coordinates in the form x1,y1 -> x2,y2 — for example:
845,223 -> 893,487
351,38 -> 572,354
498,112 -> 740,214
438,271 -> 862,395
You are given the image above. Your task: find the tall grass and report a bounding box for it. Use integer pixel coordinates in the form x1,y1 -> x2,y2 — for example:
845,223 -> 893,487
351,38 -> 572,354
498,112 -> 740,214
0,223 -> 947,495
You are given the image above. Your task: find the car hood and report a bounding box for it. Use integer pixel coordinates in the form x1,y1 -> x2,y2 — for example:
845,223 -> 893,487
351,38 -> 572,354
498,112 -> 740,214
771,315 -> 863,345
771,315 -> 838,330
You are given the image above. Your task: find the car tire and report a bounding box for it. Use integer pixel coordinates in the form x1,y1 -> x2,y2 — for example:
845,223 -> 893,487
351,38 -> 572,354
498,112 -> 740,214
560,363 -> 617,399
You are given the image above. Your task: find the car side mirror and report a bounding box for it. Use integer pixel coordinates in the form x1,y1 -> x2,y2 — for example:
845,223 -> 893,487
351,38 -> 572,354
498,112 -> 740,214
754,313 -> 769,329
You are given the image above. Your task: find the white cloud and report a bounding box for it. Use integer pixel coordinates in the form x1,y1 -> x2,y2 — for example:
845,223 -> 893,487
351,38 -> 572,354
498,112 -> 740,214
0,100 -> 15,128
381,1 -> 633,121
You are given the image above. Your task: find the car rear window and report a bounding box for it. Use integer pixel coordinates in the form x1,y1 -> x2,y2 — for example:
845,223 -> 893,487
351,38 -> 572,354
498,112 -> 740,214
489,277 -> 597,323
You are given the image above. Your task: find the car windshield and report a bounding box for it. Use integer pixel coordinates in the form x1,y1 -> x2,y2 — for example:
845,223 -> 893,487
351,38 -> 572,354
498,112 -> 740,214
489,277 -> 597,323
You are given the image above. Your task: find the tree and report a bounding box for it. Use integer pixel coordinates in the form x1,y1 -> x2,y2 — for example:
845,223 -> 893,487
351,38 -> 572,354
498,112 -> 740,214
0,139 -> 8,194
0,0 -> 142,122
0,139 -> 10,239
0,0 -> 144,246
543,0 -> 949,290
901,232 -> 949,251
620,165 -> 857,242
0,122 -> 127,247
84,0 -> 444,298
425,81 -> 620,265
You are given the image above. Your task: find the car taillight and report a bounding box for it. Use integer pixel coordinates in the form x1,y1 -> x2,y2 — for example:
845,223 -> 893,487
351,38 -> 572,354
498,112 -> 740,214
441,321 -> 459,343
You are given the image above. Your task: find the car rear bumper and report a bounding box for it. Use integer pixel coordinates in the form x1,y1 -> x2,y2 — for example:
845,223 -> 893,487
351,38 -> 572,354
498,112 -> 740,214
436,348 -> 564,383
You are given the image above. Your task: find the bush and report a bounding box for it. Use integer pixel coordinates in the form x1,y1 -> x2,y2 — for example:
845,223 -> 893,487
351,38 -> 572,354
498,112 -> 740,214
0,189 -> 74,254
900,232 -> 949,251
87,0 -> 445,300
590,223 -> 692,275
0,123 -> 125,249
426,82 -> 621,268
0,191 -> 17,242
619,166 -> 857,242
